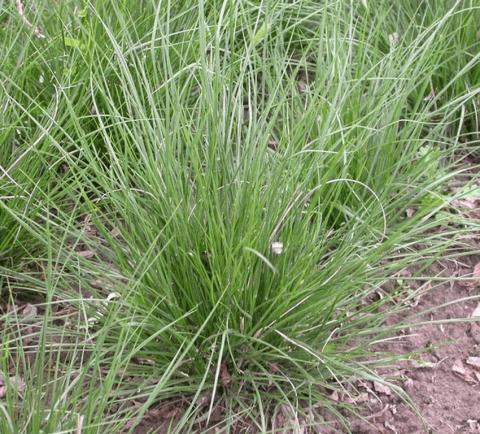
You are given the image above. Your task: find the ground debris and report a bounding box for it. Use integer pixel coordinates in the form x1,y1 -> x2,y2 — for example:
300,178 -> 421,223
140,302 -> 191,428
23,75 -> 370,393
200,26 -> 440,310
0,376 -> 26,399
373,381 -> 392,396
451,360 -> 476,384
21,303 -> 37,319
78,250 -> 94,258
466,419 -> 480,431
466,357 -> 480,371
15,0 -> 46,39
471,304 -> 480,318
220,363 -> 232,387
389,32 -> 401,48
271,241 -> 283,255
405,207 -> 416,218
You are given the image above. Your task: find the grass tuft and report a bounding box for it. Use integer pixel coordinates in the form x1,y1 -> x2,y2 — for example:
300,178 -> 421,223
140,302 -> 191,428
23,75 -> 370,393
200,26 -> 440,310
1,0 -> 479,432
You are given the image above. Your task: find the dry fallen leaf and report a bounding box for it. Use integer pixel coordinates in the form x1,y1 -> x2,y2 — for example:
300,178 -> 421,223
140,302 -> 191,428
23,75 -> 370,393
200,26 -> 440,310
389,32 -> 400,47
458,263 -> 480,289
471,304 -> 480,318
329,390 -> 339,402
403,377 -> 414,393
452,359 -> 467,375
467,419 -> 480,430
452,197 -> 479,210
466,357 -> 480,370
451,360 -> 476,384
356,392 -> 369,403
423,89 -> 436,101
0,376 -> 26,398
405,207 -> 416,218
149,404 -> 181,420
373,381 -> 392,396
78,250 -> 94,258
473,263 -> 480,286
110,227 -> 121,238
22,303 -> 37,319
385,420 -> 398,433
271,241 -> 283,255
220,363 -> 232,387
106,292 -> 120,301
15,0 -> 46,39
394,268 -> 412,278
267,362 -> 281,374
297,79 -> 307,93
267,138 -> 278,151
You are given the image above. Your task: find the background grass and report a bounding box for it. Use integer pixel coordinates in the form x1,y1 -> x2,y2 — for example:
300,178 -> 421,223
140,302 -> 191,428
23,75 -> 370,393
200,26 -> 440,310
1,0 -> 479,432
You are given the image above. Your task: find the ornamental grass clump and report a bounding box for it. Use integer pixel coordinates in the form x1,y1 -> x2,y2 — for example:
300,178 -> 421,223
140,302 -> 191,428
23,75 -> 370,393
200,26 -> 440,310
1,0 -> 479,432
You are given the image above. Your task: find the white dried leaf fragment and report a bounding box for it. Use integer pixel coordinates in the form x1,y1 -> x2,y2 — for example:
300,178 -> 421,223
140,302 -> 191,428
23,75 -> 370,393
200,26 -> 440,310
389,32 -> 400,47
271,241 -> 283,255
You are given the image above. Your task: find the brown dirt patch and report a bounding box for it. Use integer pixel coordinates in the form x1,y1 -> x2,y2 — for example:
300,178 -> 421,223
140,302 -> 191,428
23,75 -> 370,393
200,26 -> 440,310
349,255 -> 480,434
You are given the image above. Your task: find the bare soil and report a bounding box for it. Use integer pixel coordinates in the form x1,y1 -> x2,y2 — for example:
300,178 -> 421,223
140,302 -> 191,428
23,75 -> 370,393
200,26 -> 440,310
349,255 -> 480,434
